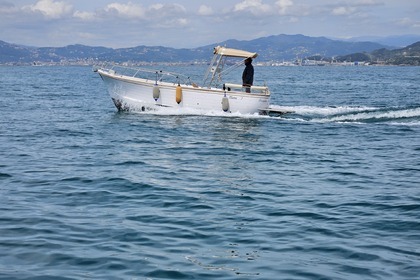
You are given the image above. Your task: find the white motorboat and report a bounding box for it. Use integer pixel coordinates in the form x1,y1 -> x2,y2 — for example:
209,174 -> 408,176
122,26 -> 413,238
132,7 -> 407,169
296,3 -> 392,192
95,46 -> 275,114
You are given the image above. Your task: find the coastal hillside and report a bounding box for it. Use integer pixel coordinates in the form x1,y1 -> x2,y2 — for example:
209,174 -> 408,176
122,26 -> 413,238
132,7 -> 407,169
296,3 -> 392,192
0,34 -> 418,65
0,34 -> 387,64
336,42 -> 420,66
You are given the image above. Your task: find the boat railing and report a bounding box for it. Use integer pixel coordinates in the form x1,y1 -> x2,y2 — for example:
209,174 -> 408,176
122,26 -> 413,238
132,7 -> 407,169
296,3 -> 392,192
224,83 -> 270,95
94,63 -> 195,86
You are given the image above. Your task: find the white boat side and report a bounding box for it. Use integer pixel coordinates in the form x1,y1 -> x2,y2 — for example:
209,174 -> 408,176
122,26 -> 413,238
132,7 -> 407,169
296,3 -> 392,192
95,46 -> 273,114
97,68 -> 270,114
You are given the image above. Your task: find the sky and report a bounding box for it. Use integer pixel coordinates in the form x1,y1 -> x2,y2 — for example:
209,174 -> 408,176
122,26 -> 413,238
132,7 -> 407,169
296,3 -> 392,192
1,0 -> 419,48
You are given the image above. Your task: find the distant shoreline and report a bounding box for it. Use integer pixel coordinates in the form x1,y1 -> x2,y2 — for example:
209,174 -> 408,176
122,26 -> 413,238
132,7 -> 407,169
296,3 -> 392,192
1,61 -> 417,67
2,35 -> 419,66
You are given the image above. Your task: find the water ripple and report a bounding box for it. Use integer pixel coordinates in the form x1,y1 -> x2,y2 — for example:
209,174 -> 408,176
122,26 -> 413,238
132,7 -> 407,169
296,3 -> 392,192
1,66 -> 419,279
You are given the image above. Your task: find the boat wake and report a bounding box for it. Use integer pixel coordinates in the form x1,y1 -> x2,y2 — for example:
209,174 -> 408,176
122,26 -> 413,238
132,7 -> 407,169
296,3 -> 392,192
122,103 -> 420,126
270,105 -> 420,126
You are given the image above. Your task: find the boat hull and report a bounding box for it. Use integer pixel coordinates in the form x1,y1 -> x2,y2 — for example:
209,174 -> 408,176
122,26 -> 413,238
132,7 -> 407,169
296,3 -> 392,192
98,69 -> 270,114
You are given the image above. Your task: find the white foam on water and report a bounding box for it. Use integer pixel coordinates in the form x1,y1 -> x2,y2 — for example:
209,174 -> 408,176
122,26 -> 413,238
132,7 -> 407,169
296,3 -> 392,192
316,107 -> 420,123
269,105 -> 378,116
389,121 -> 420,126
122,101 -> 420,125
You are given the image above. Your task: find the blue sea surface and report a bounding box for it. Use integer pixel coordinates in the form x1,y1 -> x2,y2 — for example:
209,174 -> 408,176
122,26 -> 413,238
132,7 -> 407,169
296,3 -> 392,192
1,65 -> 419,279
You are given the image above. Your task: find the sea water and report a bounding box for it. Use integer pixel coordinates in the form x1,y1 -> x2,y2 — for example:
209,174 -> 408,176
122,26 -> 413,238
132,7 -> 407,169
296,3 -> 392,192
0,65 -> 419,279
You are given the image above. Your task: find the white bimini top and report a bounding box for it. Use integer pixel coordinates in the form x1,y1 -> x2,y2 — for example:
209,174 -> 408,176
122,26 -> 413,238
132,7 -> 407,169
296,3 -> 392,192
213,46 -> 258,59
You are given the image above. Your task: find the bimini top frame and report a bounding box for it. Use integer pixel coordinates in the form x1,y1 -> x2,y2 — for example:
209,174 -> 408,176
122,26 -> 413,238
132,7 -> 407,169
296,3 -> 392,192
203,46 -> 258,88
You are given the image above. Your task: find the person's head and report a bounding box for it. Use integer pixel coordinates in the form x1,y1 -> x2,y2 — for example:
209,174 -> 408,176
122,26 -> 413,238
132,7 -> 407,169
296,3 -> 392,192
245,57 -> 252,65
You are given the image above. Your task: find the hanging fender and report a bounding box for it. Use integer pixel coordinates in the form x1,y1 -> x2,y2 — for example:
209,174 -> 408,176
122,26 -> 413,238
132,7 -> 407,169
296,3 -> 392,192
222,93 -> 229,112
153,84 -> 160,101
176,84 -> 182,104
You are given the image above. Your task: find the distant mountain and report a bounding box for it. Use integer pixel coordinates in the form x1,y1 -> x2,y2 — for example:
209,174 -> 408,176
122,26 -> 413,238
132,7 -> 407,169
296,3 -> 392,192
95,46 -> 208,62
36,44 -> 112,60
204,34 -> 387,61
0,40 -> 33,63
336,42 -> 420,65
344,35 -> 420,48
0,34 -> 404,65
0,40 -> 208,64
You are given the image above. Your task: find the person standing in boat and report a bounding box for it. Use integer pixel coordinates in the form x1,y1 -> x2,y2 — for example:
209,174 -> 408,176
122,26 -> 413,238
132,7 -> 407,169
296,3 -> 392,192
242,57 -> 254,93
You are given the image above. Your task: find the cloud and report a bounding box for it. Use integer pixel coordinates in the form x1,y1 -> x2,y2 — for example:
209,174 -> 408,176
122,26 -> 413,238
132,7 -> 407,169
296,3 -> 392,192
331,6 -> 357,16
275,0 -> 293,15
73,10 -> 95,21
396,17 -> 420,28
24,0 -> 73,19
149,3 -> 186,18
1,0 -> 419,49
198,5 -> 213,16
233,0 -> 271,15
99,2 -> 187,21
177,18 -> 188,26
104,2 -> 146,19
147,3 -> 187,27
329,0 -> 383,17
232,0 -> 295,16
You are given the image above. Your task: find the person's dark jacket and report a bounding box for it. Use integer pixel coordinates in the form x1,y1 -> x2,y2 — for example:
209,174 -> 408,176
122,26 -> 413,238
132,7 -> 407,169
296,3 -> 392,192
242,60 -> 254,86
